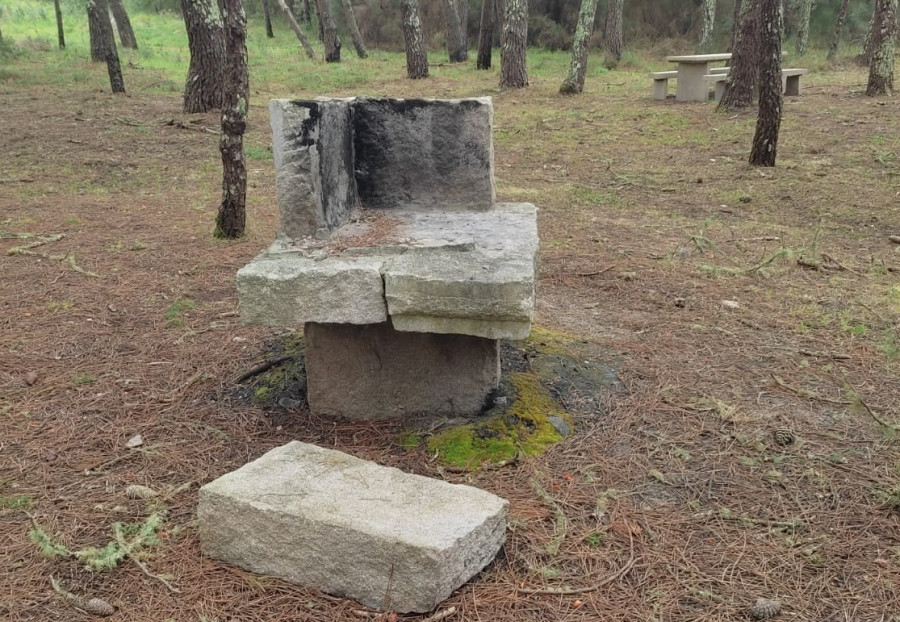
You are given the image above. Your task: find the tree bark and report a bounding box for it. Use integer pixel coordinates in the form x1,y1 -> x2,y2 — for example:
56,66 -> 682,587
341,0 -> 368,58
749,0 -> 783,167
795,0 -> 811,55
729,0 -> 742,51
718,0 -> 761,111
699,0 -> 716,49
559,0 -> 599,94
445,0 -> 468,62
315,0 -> 341,61
301,0 -> 311,23
88,0 -> 107,61
866,0 -> 897,95
401,0 -> 429,78
215,0 -> 248,239
87,0 -> 126,92
263,0 -> 274,37
827,0 -> 850,61
181,0 -> 226,113
275,0 -> 316,57
109,0 -> 137,48
499,0 -> 527,87
54,0 -> 66,49
476,0 -> 494,69
603,0 -> 623,69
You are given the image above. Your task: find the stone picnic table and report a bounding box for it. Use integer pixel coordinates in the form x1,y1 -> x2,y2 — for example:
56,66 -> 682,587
665,53 -> 732,101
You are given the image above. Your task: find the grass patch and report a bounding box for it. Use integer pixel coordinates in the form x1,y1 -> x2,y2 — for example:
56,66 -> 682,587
165,298 -> 196,327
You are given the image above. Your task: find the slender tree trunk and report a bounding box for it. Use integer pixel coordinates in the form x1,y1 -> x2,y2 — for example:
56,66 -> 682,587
603,0 -> 623,69
560,0 -> 599,94
401,0 -> 429,78
445,0 -> 468,62
109,0 -> 137,48
729,0 -> 742,50
476,0 -> 495,69
699,0 -> 716,49
263,0 -> 274,37
181,0 -> 226,113
499,0 -> 527,87
341,0 -> 368,58
315,0 -> 341,61
718,0 -> 761,111
216,0 -> 248,239
54,0 -> 66,48
750,0 -> 783,166
827,0 -> 850,60
275,0 -> 316,57
795,0 -> 812,55
89,0 -> 107,61
87,0 -> 126,92
866,0 -> 897,95
301,0 -> 311,24
312,0 -> 324,40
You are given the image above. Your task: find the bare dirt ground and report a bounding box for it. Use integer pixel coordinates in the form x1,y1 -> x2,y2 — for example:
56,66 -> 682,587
2,67 -> 899,622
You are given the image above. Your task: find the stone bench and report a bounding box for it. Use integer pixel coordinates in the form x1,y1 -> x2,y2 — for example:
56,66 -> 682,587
706,67 -> 808,101
651,67 -> 730,100
237,97 -> 538,419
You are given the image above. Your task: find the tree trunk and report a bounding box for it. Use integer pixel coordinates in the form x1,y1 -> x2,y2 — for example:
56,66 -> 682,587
699,0 -> 716,49
312,0 -> 324,41
301,0 -> 311,22
88,0 -> 107,61
749,0 -> 783,167
341,0 -> 368,58
401,0 -> 429,78
866,0 -> 897,95
109,0 -> 137,48
603,0 -> 623,69
476,0 -> 494,69
263,0 -> 274,37
181,0 -> 226,113
499,0 -> 527,87
445,0 -> 468,62
54,0 -> 66,49
718,0 -> 761,111
827,0 -> 850,61
215,0 -> 248,239
87,0 -> 126,92
795,0 -> 812,55
275,0 -> 316,57
729,0 -> 742,51
559,0 -> 599,94
316,0 -> 341,61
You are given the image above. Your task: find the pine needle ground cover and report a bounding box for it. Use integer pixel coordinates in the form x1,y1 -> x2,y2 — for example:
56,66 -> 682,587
2,4 -> 899,620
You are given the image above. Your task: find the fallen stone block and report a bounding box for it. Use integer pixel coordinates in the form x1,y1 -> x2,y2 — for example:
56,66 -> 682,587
198,441 -> 508,613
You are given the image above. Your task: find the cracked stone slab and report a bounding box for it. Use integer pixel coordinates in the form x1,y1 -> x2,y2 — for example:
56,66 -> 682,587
198,441 -> 508,613
236,204 -> 537,338
236,253 -> 386,325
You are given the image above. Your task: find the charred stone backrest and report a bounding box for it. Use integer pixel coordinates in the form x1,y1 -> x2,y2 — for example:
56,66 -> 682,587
269,97 -> 495,240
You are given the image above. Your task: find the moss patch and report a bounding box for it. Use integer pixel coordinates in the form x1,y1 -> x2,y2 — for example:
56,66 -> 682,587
426,372 -> 570,469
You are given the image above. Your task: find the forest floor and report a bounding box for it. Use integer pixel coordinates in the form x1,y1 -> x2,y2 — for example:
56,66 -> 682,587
2,38 -> 900,622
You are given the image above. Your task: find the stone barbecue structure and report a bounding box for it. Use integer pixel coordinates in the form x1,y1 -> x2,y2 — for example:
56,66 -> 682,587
198,442 -> 508,613
237,96 -> 539,418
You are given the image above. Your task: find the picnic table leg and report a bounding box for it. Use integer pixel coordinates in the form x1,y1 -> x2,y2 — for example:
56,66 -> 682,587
785,75 -> 801,96
675,63 -> 710,102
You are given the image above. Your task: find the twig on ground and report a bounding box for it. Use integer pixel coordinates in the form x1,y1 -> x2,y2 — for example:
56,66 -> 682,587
529,477 -> 567,555
771,374 -> 851,405
113,524 -> 181,593
570,265 -> 616,277
517,532 -> 636,595
424,607 -> 456,621
234,356 -> 294,384
843,376 -> 898,432
798,349 -> 851,360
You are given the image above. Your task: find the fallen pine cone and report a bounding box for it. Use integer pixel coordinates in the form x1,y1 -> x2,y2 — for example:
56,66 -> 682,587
124,484 -> 158,499
83,597 -> 115,617
748,597 -> 781,620
773,428 -> 795,446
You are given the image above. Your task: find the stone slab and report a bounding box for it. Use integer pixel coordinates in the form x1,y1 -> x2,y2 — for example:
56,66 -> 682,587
236,253 -> 387,325
236,204 -> 537,338
352,97 -> 495,211
305,322 -> 500,418
198,441 -> 508,613
270,98 -> 356,239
